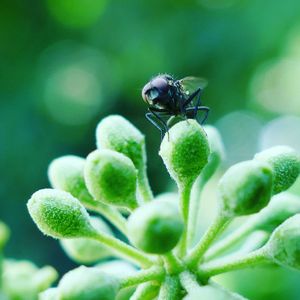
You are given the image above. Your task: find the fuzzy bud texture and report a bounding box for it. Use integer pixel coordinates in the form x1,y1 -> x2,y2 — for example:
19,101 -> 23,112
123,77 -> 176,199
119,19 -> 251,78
159,120 -> 210,186
266,214 -> 300,270
27,189 -> 94,239
219,160 -> 273,217
48,155 -> 96,207
127,199 -> 184,254
254,146 -> 300,194
85,149 -> 138,210
58,266 -> 120,300
96,115 -> 146,172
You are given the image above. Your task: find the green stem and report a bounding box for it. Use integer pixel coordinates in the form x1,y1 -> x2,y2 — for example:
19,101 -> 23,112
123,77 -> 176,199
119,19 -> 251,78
163,252 -> 183,275
130,281 -> 160,300
158,275 -> 181,300
90,230 -> 155,267
187,176 -> 206,247
87,202 -> 128,235
120,266 -> 165,288
198,247 -> 269,279
138,168 -> 153,203
186,213 -> 231,268
204,217 -> 257,261
177,182 -> 193,257
179,271 -> 201,294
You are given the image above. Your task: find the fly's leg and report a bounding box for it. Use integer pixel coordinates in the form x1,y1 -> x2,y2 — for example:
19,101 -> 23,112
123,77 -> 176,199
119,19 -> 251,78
185,106 -> 210,124
145,113 -> 166,140
146,109 -> 171,140
182,88 -> 202,109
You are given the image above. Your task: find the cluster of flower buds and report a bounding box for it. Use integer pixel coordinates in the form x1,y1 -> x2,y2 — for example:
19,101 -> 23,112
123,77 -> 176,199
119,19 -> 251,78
27,115 -> 300,300
0,221 -> 57,299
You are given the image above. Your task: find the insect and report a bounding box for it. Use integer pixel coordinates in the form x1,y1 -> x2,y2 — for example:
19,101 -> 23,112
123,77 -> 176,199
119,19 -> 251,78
142,74 -> 209,139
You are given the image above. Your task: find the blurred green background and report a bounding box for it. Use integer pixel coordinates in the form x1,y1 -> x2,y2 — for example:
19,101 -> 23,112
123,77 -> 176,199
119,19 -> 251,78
1,0 -> 300,299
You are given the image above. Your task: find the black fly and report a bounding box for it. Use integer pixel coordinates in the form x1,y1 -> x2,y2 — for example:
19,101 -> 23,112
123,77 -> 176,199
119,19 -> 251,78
142,74 -> 209,139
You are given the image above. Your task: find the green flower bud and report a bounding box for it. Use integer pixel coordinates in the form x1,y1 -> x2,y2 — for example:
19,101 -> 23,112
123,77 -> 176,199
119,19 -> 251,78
27,189 -> 95,239
254,192 -> 300,232
219,160 -> 273,217
201,125 -> 225,183
85,150 -> 138,210
155,192 -> 178,204
0,221 -> 10,250
39,288 -> 59,300
32,266 -> 58,294
58,266 -> 120,300
96,115 -> 145,173
127,199 -> 184,254
159,120 -> 210,186
266,214 -> 300,270
2,260 -> 57,300
96,115 -> 153,202
60,217 -> 113,264
96,260 -> 136,278
254,146 -> 300,194
96,260 -> 137,300
48,155 -> 96,207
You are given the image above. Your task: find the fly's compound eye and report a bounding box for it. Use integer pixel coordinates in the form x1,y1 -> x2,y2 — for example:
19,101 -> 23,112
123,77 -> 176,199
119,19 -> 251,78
142,85 -> 160,105
142,76 -> 170,105
151,77 -> 169,95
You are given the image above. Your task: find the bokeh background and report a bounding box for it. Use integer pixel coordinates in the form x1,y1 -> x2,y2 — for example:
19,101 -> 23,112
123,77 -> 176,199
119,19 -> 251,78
1,0 -> 300,299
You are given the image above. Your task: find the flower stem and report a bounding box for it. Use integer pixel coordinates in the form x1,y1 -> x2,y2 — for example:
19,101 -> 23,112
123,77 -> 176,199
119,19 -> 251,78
138,168 -> 153,203
186,213 -> 231,268
177,182 -> 193,257
120,266 -> 165,288
158,275 -> 181,300
87,202 -> 128,235
179,271 -> 201,294
90,230 -> 155,267
163,252 -> 183,275
198,247 -> 269,279
130,281 -> 160,300
187,176 -> 206,247
204,217 -> 258,261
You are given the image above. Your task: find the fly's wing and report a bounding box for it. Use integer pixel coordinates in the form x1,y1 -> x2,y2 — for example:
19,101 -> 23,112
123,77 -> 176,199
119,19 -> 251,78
179,76 -> 208,96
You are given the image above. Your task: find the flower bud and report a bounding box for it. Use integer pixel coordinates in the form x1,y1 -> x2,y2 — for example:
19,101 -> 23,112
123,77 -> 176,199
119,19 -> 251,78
254,192 -> 300,232
85,150 -> 138,210
32,266 -> 58,294
127,199 -> 184,254
58,266 -> 120,300
200,125 -> 225,183
96,260 -> 136,278
96,260 -> 136,300
155,192 -> 178,204
48,155 -> 96,207
254,146 -> 300,194
0,221 -> 10,250
60,217 -> 113,264
27,189 -> 95,239
219,160 -> 273,217
159,120 -> 210,186
39,288 -> 59,300
2,260 -> 57,300
266,214 -> 300,270
96,115 -> 145,173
